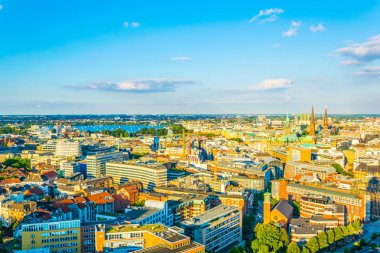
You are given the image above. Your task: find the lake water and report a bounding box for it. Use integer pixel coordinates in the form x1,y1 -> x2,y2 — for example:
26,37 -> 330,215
51,125 -> 162,133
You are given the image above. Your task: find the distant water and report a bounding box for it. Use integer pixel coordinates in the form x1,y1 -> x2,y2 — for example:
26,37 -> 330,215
51,125 -> 162,133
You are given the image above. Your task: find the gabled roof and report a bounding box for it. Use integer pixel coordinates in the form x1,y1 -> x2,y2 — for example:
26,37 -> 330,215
86,192 -> 114,204
25,186 -> 44,196
41,170 -> 58,180
273,200 -> 293,219
0,178 -> 21,185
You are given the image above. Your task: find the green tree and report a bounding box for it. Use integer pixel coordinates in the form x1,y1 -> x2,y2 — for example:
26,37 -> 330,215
4,157 -> 31,170
317,232 -> 329,249
170,124 -> 191,134
353,220 -> 361,232
229,245 -> 245,253
333,227 -> 344,242
243,213 -> 255,235
131,199 -> 145,206
327,229 -> 335,245
306,237 -> 319,253
287,242 -> 301,253
251,240 -> 269,253
251,223 -> 290,253
332,163 -> 353,177
342,226 -> 349,237
347,224 -> 356,235
292,201 -> 301,218
301,246 -> 310,253
229,246 -> 240,253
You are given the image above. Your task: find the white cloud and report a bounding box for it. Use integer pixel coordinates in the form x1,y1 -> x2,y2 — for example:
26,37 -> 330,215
249,8 -> 284,24
131,22 -> 140,27
355,66 -> 380,77
340,59 -> 361,66
249,79 -> 293,91
123,21 -> 140,28
70,79 -> 195,93
335,34 -> 380,61
310,23 -> 326,33
283,21 -> 301,37
170,56 -> 192,61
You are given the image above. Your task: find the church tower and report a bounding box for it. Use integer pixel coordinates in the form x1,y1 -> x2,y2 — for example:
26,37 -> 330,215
322,106 -> 330,138
309,106 -> 315,136
285,114 -> 291,134
263,192 -> 272,224
323,106 -> 328,131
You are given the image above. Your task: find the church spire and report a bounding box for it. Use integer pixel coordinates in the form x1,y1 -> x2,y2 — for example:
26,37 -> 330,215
323,106 -> 328,131
310,106 -> 315,136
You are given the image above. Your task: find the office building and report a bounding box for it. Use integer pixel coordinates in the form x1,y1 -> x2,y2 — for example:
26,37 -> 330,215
286,183 -> 370,222
300,195 -> 346,226
105,162 -> 167,190
60,162 -> 81,177
181,205 -> 242,252
86,152 -> 123,179
95,223 -> 205,253
21,219 -> 81,253
55,139 -> 82,157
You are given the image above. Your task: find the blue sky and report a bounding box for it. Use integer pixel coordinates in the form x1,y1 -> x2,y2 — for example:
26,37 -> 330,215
0,0 -> 379,114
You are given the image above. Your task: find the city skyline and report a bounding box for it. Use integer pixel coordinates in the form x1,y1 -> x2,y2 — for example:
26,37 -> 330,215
1,0 -> 380,114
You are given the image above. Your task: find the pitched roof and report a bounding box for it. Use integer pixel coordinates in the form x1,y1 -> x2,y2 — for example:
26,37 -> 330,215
86,192 -> 114,204
25,186 -> 44,196
41,170 -> 58,180
273,200 -> 293,219
0,178 -> 21,185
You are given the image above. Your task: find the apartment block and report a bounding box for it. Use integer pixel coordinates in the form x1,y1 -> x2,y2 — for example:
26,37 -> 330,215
181,205 -> 242,253
286,183 -> 370,222
94,223 -> 205,253
86,152 -> 123,179
21,219 -> 81,253
106,162 -> 167,190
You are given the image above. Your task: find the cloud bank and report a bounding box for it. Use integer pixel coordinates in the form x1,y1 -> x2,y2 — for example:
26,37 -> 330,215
69,79 -> 195,93
335,34 -> 380,61
123,21 -> 140,28
249,8 -> 284,24
356,66 -> 380,77
170,56 -> 192,61
310,23 -> 326,33
283,21 -> 301,37
249,79 -> 293,91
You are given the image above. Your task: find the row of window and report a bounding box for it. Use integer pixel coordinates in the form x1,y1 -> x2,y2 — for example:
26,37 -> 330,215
42,236 -> 77,243
205,221 -> 240,244
51,248 -> 78,253
43,242 -> 78,248
22,221 -> 80,232
206,214 -> 239,234
41,230 -> 78,237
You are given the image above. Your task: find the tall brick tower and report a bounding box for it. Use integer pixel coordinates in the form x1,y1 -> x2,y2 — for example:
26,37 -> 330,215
263,192 -> 272,224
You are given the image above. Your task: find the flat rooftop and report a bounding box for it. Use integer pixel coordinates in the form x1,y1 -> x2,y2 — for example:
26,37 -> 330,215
288,183 -> 360,200
182,205 -> 238,226
135,242 -> 204,253
106,224 -> 166,233
124,208 -> 161,221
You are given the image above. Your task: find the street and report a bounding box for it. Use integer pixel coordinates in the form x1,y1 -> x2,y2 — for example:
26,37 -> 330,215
334,220 -> 380,252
